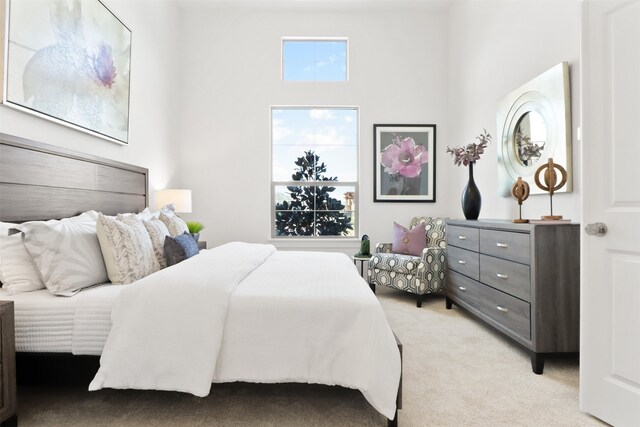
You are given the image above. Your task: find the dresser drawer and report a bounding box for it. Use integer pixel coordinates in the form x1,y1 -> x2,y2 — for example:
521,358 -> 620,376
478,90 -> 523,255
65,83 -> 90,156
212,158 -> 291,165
446,225 -> 479,251
478,284 -> 531,340
447,270 -> 481,309
447,246 -> 479,280
480,229 -> 530,264
480,254 -> 531,302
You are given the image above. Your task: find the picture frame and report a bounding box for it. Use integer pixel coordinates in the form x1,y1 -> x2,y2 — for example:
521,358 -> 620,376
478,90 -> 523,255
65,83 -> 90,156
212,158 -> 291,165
0,0 -> 132,145
374,124 -> 436,202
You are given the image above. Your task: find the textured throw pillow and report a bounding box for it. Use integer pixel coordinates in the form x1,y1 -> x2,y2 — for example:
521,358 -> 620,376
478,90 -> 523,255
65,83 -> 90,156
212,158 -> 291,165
142,217 -> 170,269
131,207 -> 153,221
164,233 -> 200,267
0,222 -> 46,294
97,214 -> 160,285
17,211 -> 108,296
392,222 -> 427,256
158,211 -> 189,237
159,204 -> 175,214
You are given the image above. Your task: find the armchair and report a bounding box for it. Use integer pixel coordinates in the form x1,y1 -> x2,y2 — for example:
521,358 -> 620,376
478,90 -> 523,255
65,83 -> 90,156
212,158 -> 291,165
367,217 -> 447,307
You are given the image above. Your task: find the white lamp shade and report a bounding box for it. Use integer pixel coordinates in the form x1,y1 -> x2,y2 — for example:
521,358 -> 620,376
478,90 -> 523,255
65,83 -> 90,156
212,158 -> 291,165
156,189 -> 192,213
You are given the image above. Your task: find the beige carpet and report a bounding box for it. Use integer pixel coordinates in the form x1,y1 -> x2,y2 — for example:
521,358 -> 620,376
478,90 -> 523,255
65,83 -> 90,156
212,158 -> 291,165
16,286 -> 606,426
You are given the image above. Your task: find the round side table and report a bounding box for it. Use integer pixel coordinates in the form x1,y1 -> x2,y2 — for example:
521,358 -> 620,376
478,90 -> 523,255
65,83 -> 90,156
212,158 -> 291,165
352,255 -> 372,279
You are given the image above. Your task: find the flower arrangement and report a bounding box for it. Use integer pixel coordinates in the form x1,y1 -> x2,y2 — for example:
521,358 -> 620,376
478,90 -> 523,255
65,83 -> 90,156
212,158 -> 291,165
515,128 -> 544,164
446,129 -> 492,166
381,136 -> 429,178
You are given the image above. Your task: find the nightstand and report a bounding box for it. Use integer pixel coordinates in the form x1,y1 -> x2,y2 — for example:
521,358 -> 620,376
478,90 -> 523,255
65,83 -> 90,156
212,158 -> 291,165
198,241 -> 207,250
0,301 -> 16,426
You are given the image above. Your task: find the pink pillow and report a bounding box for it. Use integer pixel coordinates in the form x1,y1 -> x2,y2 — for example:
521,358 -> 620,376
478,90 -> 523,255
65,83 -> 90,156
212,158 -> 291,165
392,222 -> 426,256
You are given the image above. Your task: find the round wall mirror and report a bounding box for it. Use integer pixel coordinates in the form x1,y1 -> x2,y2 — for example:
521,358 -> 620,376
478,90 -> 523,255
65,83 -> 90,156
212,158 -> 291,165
496,63 -> 571,196
513,111 -> 547,166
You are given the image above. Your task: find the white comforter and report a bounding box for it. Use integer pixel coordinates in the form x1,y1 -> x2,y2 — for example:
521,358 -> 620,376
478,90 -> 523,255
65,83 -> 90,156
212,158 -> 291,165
90,243 -> 401,419
89,242 -> 276,396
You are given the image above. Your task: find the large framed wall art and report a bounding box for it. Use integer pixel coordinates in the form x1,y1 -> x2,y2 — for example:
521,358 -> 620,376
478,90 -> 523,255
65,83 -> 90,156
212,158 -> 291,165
0,0 -> 132,145
374,124 -> 436,202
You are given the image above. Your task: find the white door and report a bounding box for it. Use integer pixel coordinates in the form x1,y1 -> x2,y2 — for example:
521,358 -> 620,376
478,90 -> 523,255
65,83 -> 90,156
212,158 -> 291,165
581,1 -> 640,425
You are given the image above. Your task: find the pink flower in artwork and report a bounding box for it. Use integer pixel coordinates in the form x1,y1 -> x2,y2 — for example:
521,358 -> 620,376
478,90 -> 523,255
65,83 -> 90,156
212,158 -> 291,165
90,44 -> 117,88
381,136 -> 429,178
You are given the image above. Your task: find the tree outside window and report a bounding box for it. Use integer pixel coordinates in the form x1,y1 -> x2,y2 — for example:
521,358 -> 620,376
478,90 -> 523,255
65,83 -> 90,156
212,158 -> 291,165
272,107 -> 358,238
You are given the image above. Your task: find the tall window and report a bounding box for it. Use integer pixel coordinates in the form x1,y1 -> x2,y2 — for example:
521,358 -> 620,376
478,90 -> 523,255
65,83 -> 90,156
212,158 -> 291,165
272,107 -> 358,237
282,38 -> 348,81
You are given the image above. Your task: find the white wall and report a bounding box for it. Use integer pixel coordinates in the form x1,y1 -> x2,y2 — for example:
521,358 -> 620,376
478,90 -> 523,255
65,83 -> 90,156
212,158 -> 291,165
0,0 -> 180,208
175,2 -> 451,252
0,0 -> 583,248
447,0 -> 582,221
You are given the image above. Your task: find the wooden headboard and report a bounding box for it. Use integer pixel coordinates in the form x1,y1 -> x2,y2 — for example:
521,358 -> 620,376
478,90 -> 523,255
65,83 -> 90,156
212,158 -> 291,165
0,133 -> 148,222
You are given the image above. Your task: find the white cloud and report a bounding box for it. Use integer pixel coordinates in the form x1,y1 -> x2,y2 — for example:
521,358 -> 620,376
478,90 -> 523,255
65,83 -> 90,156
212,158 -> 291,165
316,54 -> 337,68
310,109 -> 336,121
300,126 -> 355,146
272,119 -> 294,143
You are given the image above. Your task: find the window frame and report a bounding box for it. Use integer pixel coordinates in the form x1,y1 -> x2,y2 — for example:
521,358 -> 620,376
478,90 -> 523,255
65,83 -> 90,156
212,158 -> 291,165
281,37 -> 349,82
270,105 -> 359,239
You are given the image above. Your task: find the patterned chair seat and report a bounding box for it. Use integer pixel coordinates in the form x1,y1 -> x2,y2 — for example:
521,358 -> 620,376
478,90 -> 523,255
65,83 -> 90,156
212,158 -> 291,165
368,217 -> 447,308
369,253 -> 420,275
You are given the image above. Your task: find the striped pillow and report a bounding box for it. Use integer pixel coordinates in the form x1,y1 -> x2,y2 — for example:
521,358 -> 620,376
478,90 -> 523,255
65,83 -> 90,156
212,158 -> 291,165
142,217 -> 170,269
158,211 -> 189,237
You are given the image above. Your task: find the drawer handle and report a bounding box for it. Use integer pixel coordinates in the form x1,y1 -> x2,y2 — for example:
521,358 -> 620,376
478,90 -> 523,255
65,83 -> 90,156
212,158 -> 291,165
496,273 -> 508,279
496,305 -> 509,313
458,260 -> 467,265
458,286 -> 467,291
496,243 -> 508,248
458,235 -> 467,240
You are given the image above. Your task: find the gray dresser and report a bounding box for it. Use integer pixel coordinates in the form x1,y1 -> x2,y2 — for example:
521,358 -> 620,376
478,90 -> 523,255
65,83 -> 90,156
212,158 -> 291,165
445,219 -> 580,374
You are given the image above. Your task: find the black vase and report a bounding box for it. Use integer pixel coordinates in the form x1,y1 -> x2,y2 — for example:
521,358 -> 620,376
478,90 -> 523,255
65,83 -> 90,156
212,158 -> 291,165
461,162 -> 481,220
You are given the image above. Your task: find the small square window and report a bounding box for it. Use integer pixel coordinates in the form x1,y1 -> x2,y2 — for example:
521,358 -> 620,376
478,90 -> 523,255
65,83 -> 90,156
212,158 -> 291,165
282,39 -> 348,82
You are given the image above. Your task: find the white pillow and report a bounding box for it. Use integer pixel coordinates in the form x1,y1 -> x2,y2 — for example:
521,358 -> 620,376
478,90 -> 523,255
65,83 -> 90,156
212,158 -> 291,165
142,217 -> 170,269
0,222 -> 46,294
17,211 -> 108,296
97,214 -> 159,285
0,222 -> 11,236
160,204 -> 176,215
134,207 -> 153,221
158,211 -> 189,237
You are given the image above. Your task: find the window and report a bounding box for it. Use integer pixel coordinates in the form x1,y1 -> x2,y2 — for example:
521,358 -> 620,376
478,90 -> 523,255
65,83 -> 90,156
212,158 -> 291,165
271,107 -> 358,237
282,38 -> 348,81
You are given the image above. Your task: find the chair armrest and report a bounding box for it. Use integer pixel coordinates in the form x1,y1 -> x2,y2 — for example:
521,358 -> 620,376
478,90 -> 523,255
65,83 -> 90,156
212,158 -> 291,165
420,246 -> 446,263
415,246 -> 447,294
375,243 -> 393,253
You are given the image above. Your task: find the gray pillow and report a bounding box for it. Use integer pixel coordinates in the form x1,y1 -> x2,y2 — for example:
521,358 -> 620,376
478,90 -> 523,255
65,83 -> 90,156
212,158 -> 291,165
164,233 -> 199,267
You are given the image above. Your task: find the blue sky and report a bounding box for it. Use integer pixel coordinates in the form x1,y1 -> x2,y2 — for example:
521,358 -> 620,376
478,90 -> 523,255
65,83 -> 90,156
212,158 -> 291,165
282,40 -> 347,81
272,108 -> 357,182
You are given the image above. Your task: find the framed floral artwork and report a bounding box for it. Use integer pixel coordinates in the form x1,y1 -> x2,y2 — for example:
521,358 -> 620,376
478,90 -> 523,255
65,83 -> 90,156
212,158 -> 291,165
0,0 -> 132,145
374,124 -> 436,202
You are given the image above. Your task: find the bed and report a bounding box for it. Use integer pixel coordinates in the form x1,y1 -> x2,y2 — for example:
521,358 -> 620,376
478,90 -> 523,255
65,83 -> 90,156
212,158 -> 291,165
0,133 -> 402,425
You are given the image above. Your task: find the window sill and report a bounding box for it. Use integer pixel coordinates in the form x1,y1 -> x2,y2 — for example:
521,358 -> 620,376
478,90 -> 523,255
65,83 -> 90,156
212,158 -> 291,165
268,237 -> 361,251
